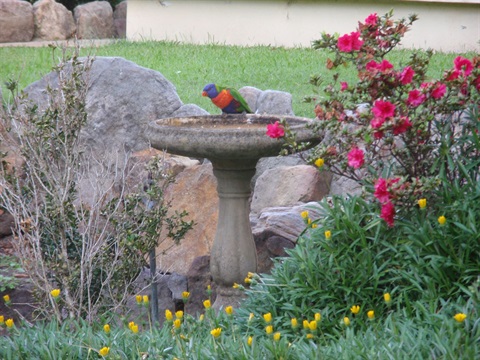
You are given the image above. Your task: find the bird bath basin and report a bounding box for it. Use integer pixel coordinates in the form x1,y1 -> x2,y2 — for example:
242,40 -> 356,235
147,114 -> 319,308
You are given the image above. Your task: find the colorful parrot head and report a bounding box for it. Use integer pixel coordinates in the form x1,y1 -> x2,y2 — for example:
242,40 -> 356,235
202,83 -> 219,99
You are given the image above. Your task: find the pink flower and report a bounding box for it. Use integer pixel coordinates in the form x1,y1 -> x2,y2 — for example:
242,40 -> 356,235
431,83 -> 447,99
370,117 -> 385,129
380,202 -> 395,227
372,100 -> 395,119
399,66 -> 415,85
407,89 -> 426,107
374,178 -> 390,203
365,13 -> 378,26
365,60 -> 393,74
454,56 -> 473,76
366,60 -> 379,72
445,70 -> 460,82
374,177 -> 400,203
337,32 -> 364,52
266,121 -> 285,138
393,116 -> 412,135
347,147 -> 365,169
378,60 -> 393,72
340,82 -> 348,91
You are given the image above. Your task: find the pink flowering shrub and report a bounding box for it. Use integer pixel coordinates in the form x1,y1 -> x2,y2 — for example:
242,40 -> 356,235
279,11 -> 480,226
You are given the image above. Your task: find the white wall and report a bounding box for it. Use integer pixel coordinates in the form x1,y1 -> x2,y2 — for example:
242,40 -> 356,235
127,0 -> 480,52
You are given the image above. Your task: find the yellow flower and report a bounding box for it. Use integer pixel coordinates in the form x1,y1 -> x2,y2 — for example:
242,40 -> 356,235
307,218 -> 312,225
182,291 -> 190,300
263,313 -> 272,323
0,315 -> 4,324
247,272 -> 255,279
247,336 -> 253,346
3,295 -> 10,304
50,289 -> 60,298
265,325 -> 273,334
302,319 -> 309,329
5,318 -> 14,328
103,324 -> 110,334
225,306 -> 234,315
300,210 -> 309,219
350,305 -> 360,315
343,317 -> 350,326
384,293 -> 391,303
438,215 -> 446,225
291,318 -> 298,329
273,332 -> 281,342
418,198 -> 427,209
135,295 -> 142,304
210,327 -> 222,338
367,310 -> 375,320
128,321 -> 135,330
142,295 -> 149,304
244,277 -> 252,284
314,313 -> 321,322
314,158 -> 325,168
175,310 -> 184,319
306,333 -> 314,339
453,313 -> 467,323
130,324 -> 139,333
233,283 -> 240,289
325,230 -> 332,240
99,347 -> 110,357
173,319 -> 182,329
165,309 -> 173,321
308,320 -> 317,331
248,313 -> 254,322
203,299 -> 211,309
199,314 -> 204,321
311,223 -> 318,229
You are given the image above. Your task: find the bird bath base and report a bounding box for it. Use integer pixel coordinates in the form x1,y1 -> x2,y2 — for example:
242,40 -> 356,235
147,114 -> 318,309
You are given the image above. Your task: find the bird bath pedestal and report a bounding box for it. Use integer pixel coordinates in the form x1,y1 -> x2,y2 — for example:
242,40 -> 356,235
147,114 -> 318,309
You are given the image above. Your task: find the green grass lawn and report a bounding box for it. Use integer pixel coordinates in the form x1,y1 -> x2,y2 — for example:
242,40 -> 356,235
0,40 -> 473,118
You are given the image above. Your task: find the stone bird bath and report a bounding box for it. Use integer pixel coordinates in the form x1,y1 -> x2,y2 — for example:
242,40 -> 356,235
147,114 -> 318,308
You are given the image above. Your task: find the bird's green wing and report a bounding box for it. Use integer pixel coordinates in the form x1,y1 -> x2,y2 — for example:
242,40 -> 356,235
228,87 -> 252,113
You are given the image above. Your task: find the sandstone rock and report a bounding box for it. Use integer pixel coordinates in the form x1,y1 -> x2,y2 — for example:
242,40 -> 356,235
24,57 -> 187,155
113,0 -> 127,38
125,148 -> 200,192
74,1 -> 114,39
256,90 -> 294,116
253,154 -> 308,189
0,209 -> 14,237
170,104 -> 209,118
250,165 -> 332,214
0,278 -> 35,336
238,86 -> 262,113
156,163 -> 218,276
33,0 -> 76,40
126,268 -> 176,325
330,174 -> 362,197
185,255 -> 216,315
238,86 -> 294,116
251,202 -> 323,272
251,202 -> 323,243
0,0 -> 34,43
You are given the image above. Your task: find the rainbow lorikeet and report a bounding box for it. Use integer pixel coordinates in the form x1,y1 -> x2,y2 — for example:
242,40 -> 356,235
202,83 -> 252,114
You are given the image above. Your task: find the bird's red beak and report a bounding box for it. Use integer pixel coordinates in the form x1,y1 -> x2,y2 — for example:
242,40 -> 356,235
202,91 -> 208,97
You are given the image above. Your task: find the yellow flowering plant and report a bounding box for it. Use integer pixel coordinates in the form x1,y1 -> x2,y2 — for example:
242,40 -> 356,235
99,347 -> 110,357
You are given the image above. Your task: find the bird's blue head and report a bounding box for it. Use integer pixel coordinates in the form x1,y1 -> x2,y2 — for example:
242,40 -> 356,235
202,83 -> 218,99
